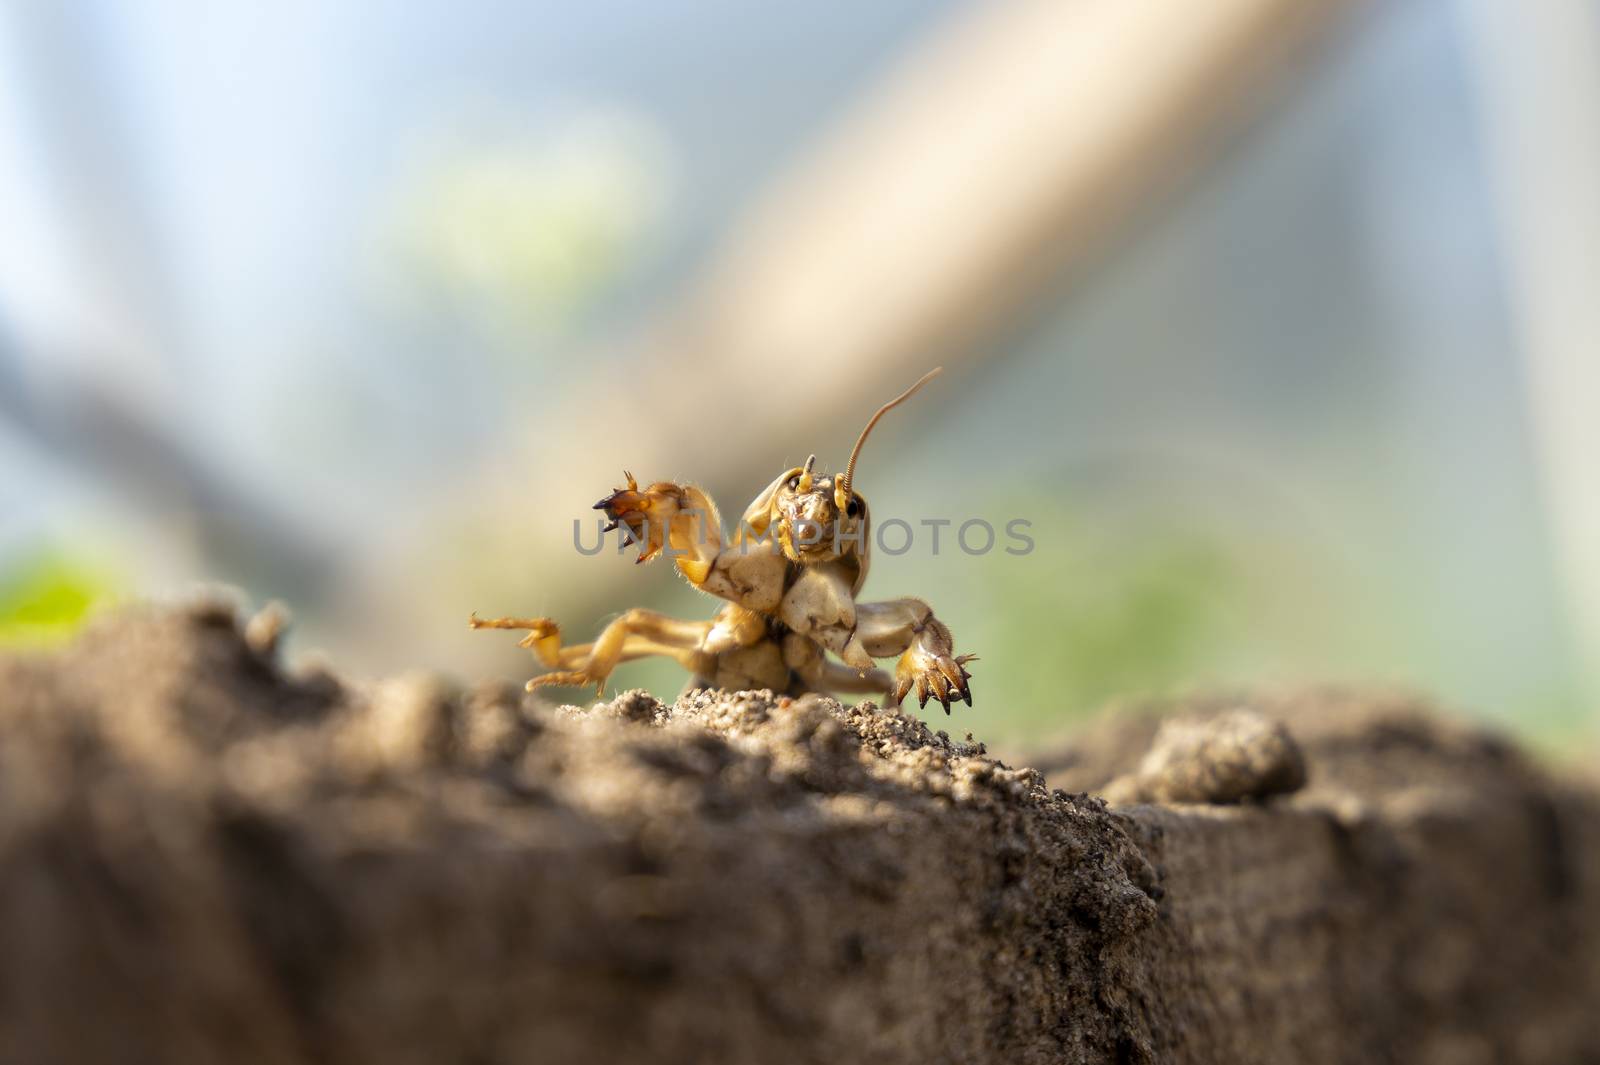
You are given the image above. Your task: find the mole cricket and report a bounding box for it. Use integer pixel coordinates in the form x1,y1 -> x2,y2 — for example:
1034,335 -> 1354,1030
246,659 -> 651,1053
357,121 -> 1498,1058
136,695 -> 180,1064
470,368 -> 976,712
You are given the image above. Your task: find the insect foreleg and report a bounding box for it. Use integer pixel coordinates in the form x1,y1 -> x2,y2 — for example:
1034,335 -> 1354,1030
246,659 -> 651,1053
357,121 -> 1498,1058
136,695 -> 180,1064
594,477 -> 724,585
853,598 -> 976,712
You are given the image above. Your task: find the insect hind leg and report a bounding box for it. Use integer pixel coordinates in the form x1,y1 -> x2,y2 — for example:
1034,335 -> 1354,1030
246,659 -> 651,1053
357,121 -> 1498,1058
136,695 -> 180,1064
472,608 -> 716,696
468,615 -> 564,666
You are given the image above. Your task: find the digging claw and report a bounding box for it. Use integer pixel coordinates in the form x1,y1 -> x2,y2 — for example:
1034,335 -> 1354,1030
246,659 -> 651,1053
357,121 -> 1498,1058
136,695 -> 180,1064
593,471 -> 678,563
895,648 -> 975,713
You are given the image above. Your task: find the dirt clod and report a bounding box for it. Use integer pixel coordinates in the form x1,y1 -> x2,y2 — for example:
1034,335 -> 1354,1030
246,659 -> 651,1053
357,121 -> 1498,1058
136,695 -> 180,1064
1104,707 -> 1307,804
243,599 -> 291,658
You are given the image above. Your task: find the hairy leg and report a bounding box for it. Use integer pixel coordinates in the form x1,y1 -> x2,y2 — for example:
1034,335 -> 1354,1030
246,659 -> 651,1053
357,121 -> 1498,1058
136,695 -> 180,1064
595,474 -> 793,614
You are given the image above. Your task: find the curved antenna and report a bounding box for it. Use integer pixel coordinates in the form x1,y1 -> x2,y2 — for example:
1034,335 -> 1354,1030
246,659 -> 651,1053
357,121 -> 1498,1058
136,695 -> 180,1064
835,367 -> 942,508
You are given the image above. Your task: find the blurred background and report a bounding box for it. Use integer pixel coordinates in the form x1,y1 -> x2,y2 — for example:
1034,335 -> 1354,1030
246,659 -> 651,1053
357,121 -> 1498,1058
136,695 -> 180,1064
1,0 -> 1595,751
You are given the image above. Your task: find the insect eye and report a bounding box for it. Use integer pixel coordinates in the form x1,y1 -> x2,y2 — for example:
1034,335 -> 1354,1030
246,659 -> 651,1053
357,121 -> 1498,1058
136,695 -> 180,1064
846,497 -> 862,518
786,474 -> 800,490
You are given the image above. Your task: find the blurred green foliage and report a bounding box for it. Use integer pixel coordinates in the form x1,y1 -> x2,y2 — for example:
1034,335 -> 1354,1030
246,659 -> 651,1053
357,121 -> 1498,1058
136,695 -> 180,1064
386,110 -> 673,340
967,509 -> 1235,739
0,551 -> 118,646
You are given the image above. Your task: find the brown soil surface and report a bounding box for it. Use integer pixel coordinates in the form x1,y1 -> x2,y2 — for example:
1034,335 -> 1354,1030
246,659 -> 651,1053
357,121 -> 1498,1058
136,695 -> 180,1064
0,602 -> 1596,1064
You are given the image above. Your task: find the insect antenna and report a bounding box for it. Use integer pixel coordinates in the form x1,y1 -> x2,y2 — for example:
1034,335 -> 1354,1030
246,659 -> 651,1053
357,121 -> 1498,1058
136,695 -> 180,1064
834,367 -> 942,508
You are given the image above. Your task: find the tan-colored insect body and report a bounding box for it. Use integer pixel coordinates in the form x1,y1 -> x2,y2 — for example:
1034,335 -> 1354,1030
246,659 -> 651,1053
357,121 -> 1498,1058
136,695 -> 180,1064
470,368 -> 976,712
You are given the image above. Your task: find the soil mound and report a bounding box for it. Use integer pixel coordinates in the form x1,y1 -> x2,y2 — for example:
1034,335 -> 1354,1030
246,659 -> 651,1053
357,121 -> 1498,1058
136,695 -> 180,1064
0,603 -> 1595,1063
